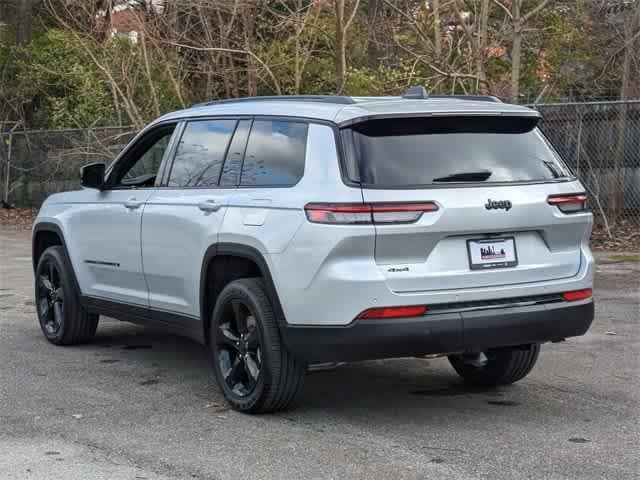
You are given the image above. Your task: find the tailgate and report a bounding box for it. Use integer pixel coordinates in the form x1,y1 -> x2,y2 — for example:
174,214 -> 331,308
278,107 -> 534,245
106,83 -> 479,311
362,182 -> 590,292
345,114 -> 591,293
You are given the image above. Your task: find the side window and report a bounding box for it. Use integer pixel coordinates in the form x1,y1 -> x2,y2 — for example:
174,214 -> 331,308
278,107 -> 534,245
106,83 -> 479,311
113,126 -> 175,188
220,120 -> 251,187
240,120 -> 308,186
168,119 -> 236,187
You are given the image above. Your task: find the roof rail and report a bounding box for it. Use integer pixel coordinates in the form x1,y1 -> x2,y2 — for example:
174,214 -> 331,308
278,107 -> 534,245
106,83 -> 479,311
428,94 -> 503,103
192,95 -> 356,108
401,86 -> 502,103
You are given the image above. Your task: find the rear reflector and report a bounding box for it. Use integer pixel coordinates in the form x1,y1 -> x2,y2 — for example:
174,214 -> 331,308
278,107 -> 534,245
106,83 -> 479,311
305,202 -> 438,225
562,289 -> 592,302
548,194 -> 588,213
358,305 -> 427,319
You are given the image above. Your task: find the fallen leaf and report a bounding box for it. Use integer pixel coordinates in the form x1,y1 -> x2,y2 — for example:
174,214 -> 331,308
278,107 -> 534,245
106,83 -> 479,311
568,437 -> 590,443
206,402 -> 224,408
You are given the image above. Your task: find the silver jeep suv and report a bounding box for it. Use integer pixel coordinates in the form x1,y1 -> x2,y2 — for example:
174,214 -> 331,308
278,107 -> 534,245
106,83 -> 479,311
32,89 -> 594,413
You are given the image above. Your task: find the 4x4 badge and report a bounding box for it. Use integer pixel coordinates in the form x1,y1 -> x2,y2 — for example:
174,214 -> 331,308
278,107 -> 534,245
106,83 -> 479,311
485,199 -> 512,211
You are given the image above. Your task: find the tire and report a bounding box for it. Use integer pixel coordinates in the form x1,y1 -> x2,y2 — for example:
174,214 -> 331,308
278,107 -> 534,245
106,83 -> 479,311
35,246 -> 99,345
448,345 -> 540,386
209,278 -> 306,413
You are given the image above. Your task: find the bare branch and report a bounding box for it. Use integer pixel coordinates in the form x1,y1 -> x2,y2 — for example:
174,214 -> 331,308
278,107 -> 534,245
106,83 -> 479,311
164,41 -> 282,95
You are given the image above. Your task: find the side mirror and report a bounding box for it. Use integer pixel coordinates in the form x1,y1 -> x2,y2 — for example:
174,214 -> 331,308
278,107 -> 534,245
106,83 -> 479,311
80,163 -> 106,189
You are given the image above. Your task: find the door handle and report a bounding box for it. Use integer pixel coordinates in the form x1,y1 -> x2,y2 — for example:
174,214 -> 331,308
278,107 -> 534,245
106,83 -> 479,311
124,198 -> 143,209
198,200 -> 222,212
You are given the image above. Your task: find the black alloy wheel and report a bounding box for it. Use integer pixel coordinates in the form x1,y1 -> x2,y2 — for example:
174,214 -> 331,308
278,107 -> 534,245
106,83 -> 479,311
37,258 -> 65,336
210,278 -> 306,413
216,298 -> 263,397
34,246 -> 99,345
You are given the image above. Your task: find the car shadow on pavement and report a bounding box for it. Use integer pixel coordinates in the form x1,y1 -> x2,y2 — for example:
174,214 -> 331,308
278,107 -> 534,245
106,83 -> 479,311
88,319 -> 541,423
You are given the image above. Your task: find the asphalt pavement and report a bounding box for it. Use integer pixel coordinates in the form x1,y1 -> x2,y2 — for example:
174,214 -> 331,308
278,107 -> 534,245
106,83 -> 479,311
1,228 -> 638,480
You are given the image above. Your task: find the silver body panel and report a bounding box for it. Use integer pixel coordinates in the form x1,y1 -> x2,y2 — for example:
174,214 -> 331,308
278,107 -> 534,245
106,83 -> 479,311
34,97 -> 594,329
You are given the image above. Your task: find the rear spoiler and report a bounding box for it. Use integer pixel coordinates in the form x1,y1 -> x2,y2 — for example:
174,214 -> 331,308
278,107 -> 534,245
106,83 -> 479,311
343,113 -> 541,135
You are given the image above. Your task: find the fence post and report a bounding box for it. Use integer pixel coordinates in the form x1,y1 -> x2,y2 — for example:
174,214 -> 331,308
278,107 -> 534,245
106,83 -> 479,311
3,123 -> 21,207
86,117 -> 102,165
575,106 -> 583,177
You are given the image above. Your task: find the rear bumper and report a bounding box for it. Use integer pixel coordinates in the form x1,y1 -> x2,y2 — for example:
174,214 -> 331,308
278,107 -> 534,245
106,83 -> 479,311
282,299 -> 594,363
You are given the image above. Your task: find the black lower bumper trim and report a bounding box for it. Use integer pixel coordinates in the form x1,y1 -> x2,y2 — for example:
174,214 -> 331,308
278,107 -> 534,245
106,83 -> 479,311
282,299 -> 594,363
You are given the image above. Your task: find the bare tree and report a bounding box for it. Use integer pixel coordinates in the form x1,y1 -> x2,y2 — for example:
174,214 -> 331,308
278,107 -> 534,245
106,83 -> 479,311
432,0 -> 442,59
16,0 -> 32,45
333,0 -> 360,92
0,1 -> 8,25
270,0 -> 323,94
366,0 -> 381,67
609,0 -> 640,222
241,0 -> 258,96
454,0 -> 491,93
497,0 -> 550,103
383,0 -> 489,94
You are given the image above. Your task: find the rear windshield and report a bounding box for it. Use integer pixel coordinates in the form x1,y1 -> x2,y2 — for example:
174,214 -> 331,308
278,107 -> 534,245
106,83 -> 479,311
345,116 -> 572,187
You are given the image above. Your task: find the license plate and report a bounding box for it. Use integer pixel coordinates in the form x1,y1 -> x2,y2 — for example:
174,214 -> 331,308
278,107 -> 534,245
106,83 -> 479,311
467,237 -> 518,270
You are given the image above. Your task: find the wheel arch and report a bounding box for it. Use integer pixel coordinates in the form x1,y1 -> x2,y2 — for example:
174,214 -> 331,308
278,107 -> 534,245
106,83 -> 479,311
32,222 -> 82,295
199,243 -> 287,345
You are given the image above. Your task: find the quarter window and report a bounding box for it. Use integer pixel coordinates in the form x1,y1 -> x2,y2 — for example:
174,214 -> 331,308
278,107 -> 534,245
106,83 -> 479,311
168,120 -> 236,187
240,120 -> 308,186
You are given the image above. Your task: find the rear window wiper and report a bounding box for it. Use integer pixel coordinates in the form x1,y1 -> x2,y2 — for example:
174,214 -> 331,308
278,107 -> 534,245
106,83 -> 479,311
432,170 -> 492,182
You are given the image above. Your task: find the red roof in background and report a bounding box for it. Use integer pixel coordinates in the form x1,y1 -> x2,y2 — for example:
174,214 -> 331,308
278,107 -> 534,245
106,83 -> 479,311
110,7 -> 142,33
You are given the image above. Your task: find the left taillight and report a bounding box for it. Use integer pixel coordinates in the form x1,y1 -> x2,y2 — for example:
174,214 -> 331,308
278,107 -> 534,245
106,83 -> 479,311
547,193 -> 588,213
304,202 -> 438,225
303,203 -> 372,225
357,305 -> 428,319
562,289 -> 592,302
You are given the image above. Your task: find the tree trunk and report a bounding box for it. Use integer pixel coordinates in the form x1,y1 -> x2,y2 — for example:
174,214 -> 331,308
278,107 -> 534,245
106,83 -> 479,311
366,0 -> 380,68
510,0 -> 522,103
608,5 -> 638,223
0,1 -> 8,26
242,1 -> 257,96
433,0 -> 441,59
17,0 -> 32,45
476,0 -> 490,94
334,0 -> 346,92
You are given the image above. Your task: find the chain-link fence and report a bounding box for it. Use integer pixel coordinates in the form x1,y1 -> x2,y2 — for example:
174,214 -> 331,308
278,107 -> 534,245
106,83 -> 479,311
0,126 -> 135,207
530,100 -> 640,227
1,101 -> 639,227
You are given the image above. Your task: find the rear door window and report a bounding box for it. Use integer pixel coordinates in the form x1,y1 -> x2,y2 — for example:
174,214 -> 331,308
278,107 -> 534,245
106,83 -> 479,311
240,120 -> 308,186
168,119 -> 236,187
346,116 -> 572,187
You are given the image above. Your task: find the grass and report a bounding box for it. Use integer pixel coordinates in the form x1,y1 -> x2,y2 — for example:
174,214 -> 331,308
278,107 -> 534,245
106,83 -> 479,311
607,254 -> 640,262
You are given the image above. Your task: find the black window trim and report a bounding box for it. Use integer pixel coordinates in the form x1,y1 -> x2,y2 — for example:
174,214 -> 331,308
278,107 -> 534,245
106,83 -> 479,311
104,121 -> 180,190
158,121 -> 185,186
221,118 -> 253,188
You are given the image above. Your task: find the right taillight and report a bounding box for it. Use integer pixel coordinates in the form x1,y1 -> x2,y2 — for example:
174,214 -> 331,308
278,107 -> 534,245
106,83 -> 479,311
547,193 -> 588,213
304,202 -> 438,225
